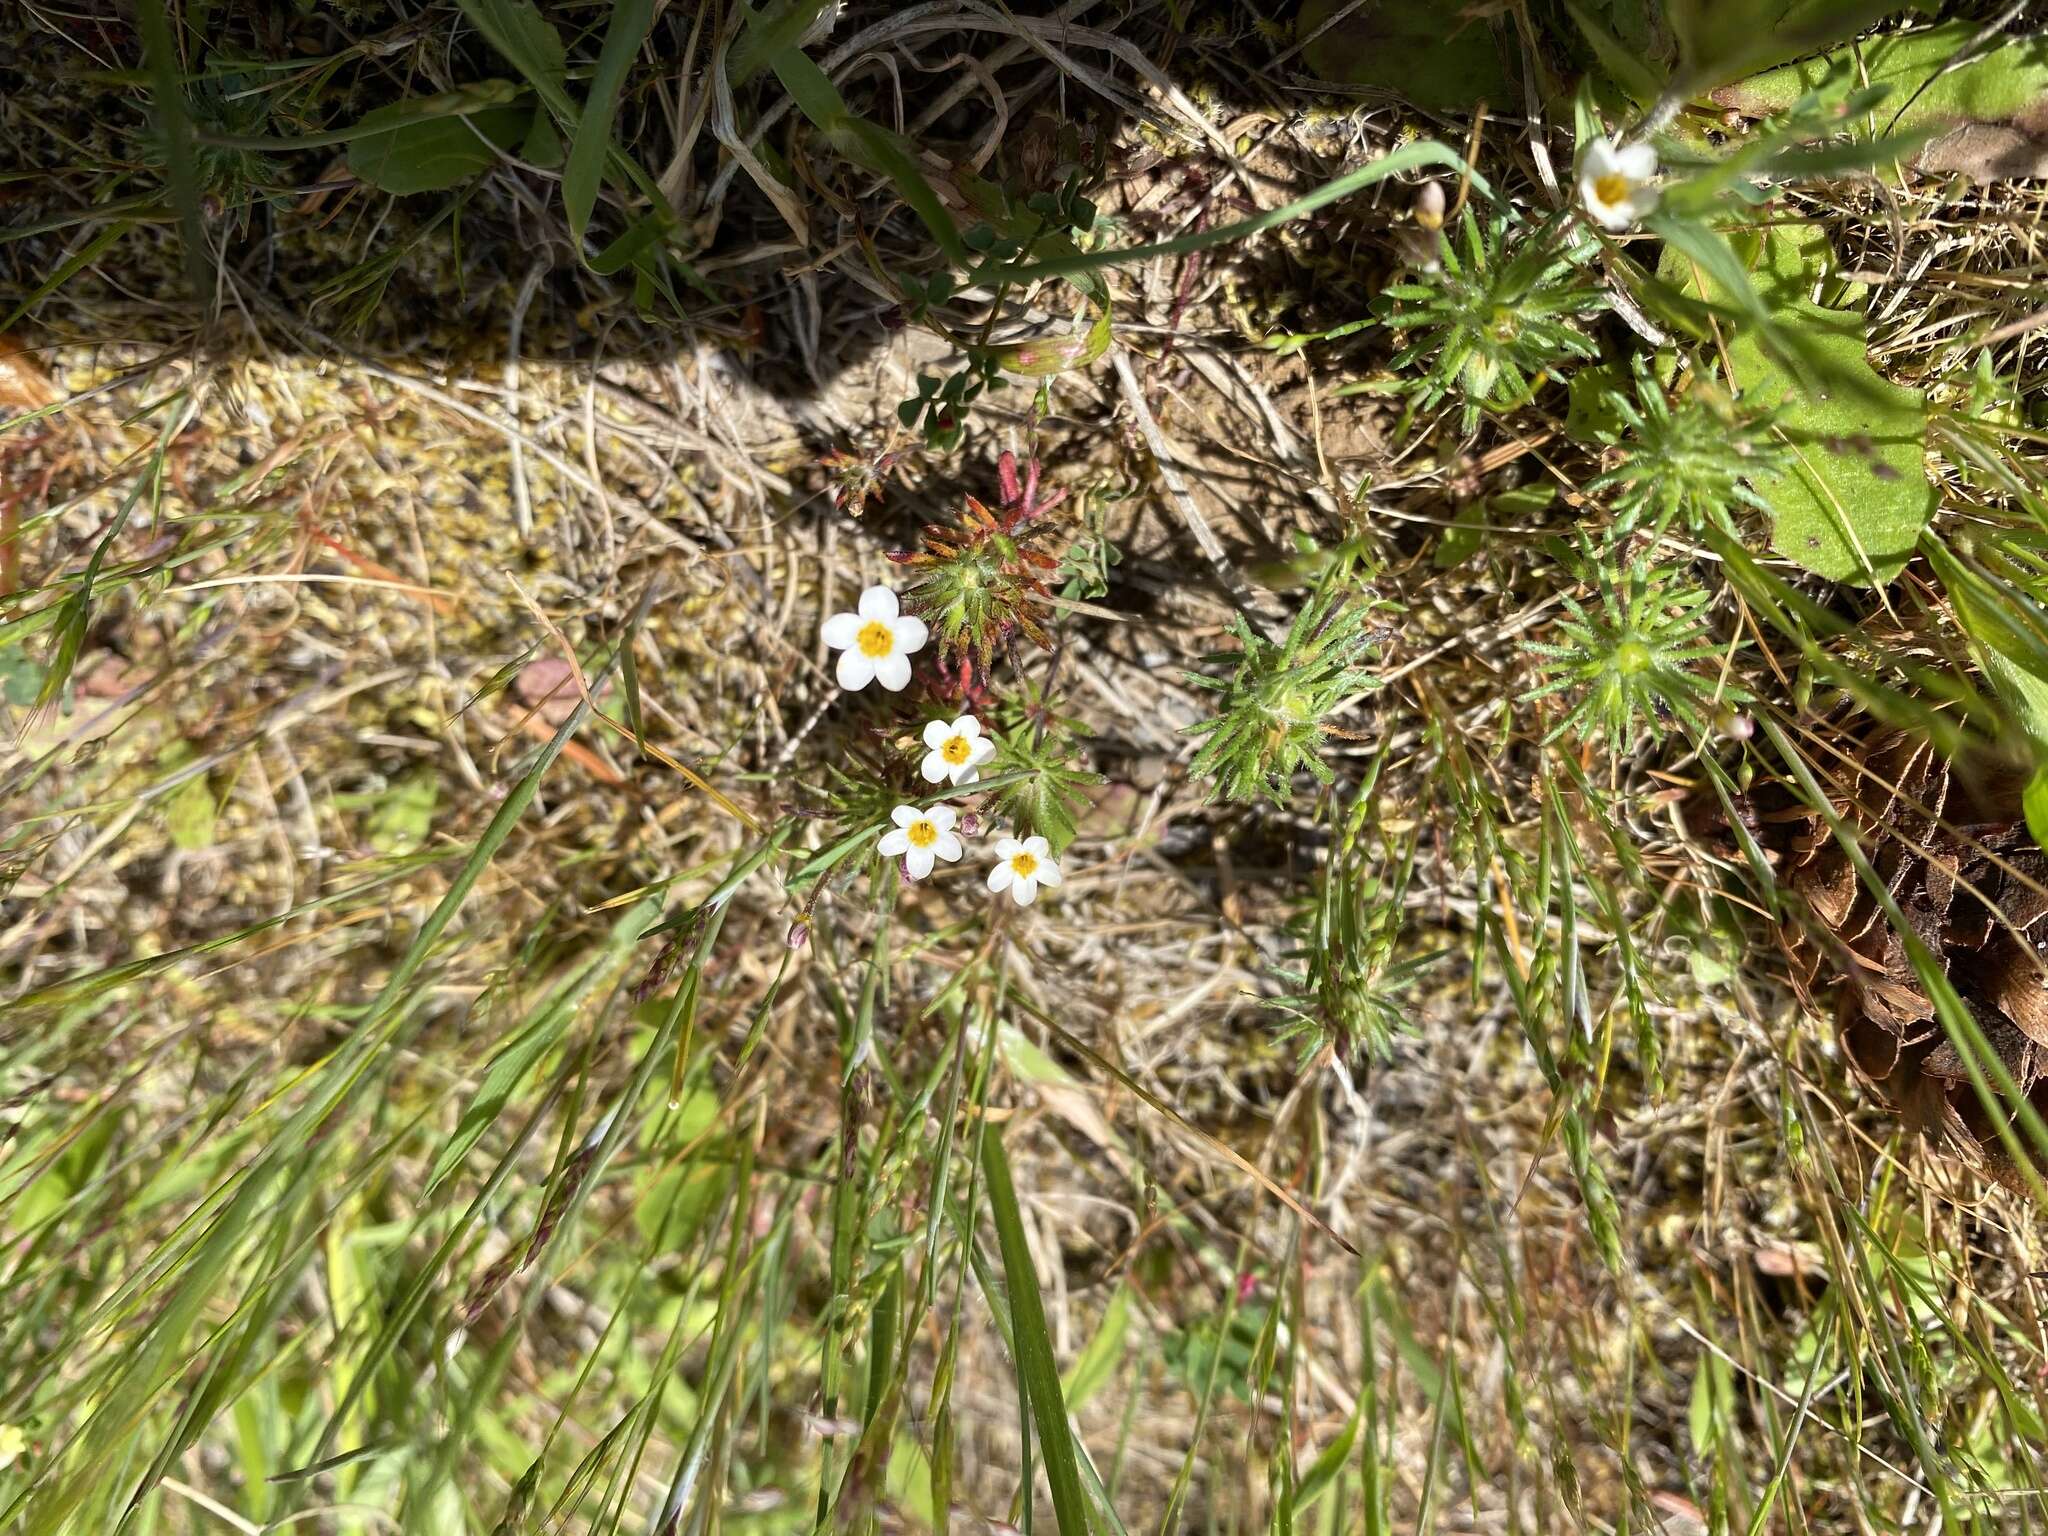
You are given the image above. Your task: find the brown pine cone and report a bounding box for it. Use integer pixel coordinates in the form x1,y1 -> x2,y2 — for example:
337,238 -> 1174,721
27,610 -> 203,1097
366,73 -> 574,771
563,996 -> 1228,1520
1780,730 -> 2048,1192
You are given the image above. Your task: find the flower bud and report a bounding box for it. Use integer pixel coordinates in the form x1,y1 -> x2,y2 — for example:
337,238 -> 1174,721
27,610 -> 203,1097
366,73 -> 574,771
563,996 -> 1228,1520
1413,179 -> 1446,232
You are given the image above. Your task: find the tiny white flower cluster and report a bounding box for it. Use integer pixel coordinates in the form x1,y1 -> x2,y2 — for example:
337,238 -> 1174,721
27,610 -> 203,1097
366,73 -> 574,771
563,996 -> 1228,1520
875,714 -> 1064,903
822,582 -> 1064,906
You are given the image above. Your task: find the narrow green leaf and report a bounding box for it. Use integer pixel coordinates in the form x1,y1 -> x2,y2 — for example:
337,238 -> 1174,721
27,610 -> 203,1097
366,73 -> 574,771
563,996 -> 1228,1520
982,1130 -> 1089,1536
19,678 -> 604,1536
1061,1285 -> 1132,1412
768,46 -> 970,267
1292,1395 -> 1364,1514
984,140 -> 1485,286
1562,0 -> 1664,104
564,0 -> 657,239
992,303 -> 1114,377
0,221 -> 132,333
133,0 -> 209,306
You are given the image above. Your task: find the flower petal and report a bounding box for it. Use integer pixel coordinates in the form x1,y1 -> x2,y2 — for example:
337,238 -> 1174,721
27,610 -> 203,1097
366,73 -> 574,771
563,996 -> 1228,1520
1615,141 -> 1658,179
877,829 -> 909,856
919,750 -> 949,785
952,765 -> 981,787
1009,876 -> 1037,906
925,804 -> 957,831
857,585 -> 899,621
965,737 -> 996,766
934,833 -> 962,862
905,846 -> 936,880
922,718 -> 952,750
873,651 -> 913,692
1022,836 -> 1049,858
987,862 -> 1014,892
892,614 -> 929,654
836,647 -> 876,691
821,611 -> 862,650
1035,858 -> 1062,888
1583,137 -> 1620,176
953,715 -> 981,741
993,837 -> 1024,859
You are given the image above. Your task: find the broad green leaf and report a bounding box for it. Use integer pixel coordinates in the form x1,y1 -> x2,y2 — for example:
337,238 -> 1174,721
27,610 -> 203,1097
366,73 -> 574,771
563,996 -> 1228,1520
1710,20 -> 2048,132
0,639 -> 41,705
1667,0 -> 1897,93
453,0 -> 566,92
165,771 -> 216,852
1296,0 -> 1511,113
366,771 -> 439,853
347,88 -> 529,194
1733,309 -> 1931,583
1562,362 -> 1631,445
520,105 -> 563,167
564,0 -> 657,239
1672,225 -> 1932,584
2026,769 -> 2048,852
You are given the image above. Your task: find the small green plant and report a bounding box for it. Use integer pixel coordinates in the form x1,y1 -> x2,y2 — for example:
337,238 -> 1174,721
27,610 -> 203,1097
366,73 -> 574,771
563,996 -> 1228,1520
1184,582 -> 1384,805
891,450 -> 1068,691
981,693 -> 1100,854
1586,356 -> 1784,541
1523,557 -> 1741,748
1268,785 -> 1436,1067
897,357 -> 1006,453
1379,207 -> 1603,432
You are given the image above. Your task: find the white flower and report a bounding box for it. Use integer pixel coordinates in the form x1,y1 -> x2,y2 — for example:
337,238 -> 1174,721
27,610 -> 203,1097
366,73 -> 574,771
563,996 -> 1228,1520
987,835 -> 1061,906
0,1424 -> 23,1471
821,585 -> 928,692
919,714 -> 996,786
877,803 -> 963,880
1578,136 -> 1658,231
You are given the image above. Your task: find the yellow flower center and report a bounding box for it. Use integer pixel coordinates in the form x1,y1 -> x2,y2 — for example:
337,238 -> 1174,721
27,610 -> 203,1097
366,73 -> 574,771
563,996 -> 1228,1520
907,819 -> 938,849
942,735 -> 971,764
1010,851 -> 1038,878
1593,172 -> 1629,207
857,620 -> 895,658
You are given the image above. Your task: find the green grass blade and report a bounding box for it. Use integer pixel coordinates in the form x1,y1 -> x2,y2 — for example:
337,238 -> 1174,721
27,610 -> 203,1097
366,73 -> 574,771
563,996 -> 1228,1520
982,1130 -> 1090,1536
12,679 -> 606,1536
564,0 -> 657,241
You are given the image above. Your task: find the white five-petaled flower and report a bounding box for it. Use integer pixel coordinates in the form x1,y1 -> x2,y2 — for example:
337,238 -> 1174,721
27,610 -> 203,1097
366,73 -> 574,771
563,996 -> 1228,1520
878,803 -> 963,880
987,835 -> 1061,906
1578,136 -> 1659,232
919,714 -> 996,786
821,585 -> 928,693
